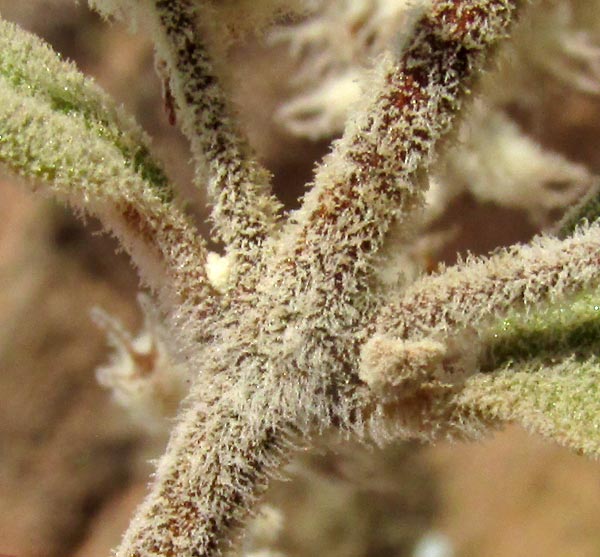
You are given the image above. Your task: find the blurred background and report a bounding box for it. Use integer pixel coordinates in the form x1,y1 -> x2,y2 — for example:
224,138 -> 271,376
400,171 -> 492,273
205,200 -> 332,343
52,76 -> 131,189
1,2 -> 600,557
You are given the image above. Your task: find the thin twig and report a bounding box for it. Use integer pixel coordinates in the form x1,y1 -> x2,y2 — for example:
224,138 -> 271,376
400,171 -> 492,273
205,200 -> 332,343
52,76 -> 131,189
150,0 -> 282,279
374,224 -> 600,340
283,0 -> 521,309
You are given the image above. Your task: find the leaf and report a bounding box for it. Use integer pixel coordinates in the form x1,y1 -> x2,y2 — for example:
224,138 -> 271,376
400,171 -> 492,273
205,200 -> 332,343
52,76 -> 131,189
0,18 -> 172,202
0,18 -> 209,299
458,290 -> 600,457
459,357 -> 600,457
482,290 -> 600,369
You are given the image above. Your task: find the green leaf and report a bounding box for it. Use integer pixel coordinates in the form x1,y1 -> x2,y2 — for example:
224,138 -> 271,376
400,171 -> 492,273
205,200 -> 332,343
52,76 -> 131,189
459,356 -> 600,457
458,290 -> 600,457
0,18 -> 173,202
482,290 -> 600,370
0,18 -> 209,298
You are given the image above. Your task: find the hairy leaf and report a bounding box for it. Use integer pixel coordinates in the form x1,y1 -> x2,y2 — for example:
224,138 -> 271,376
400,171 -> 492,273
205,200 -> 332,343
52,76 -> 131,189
460,290 -> 600,457
0,18 -> 210,300
459,356 -> 600,457
0,18 -> 172,202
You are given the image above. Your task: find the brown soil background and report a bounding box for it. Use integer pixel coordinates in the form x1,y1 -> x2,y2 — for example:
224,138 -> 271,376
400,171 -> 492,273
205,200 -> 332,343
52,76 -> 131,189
1,3 -> 600,557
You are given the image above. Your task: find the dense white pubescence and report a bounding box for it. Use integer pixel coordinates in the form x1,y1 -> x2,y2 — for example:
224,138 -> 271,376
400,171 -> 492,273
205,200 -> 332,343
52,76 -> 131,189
360,337 -> 448,391
0,81 -> 202,301
275,0 -> 600,133
147,0 -> 283,281
371,223 -> 600,342
113,376 -> 295,557
453,289 -> 600,458
13,0 -> 600,556
382,94 -> 593,289
357,224 -> 600,442
279,0 -> 519,317
0,18 -> 150,153
463,356 -> 600,455
109,1 -> 527,555
0,19 -> 213,308
274,0 -> 599,228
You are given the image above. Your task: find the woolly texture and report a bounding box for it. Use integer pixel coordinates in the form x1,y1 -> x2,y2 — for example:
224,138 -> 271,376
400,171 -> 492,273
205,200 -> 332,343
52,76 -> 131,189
6,1 -> 600,557
0,19 -> 212,307
460,356 -> 600,456
107,2 -> 525,556
375,224 -> 600,341
148,0 -> 283,280
275,0 -> 599,226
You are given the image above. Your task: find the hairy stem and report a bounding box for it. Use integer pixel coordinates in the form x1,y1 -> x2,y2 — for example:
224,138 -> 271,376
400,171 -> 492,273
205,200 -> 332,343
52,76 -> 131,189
114,381 -> 293,557
375,224 -> 600,340
284,0 -> 521,304
149,0 -> 282,278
